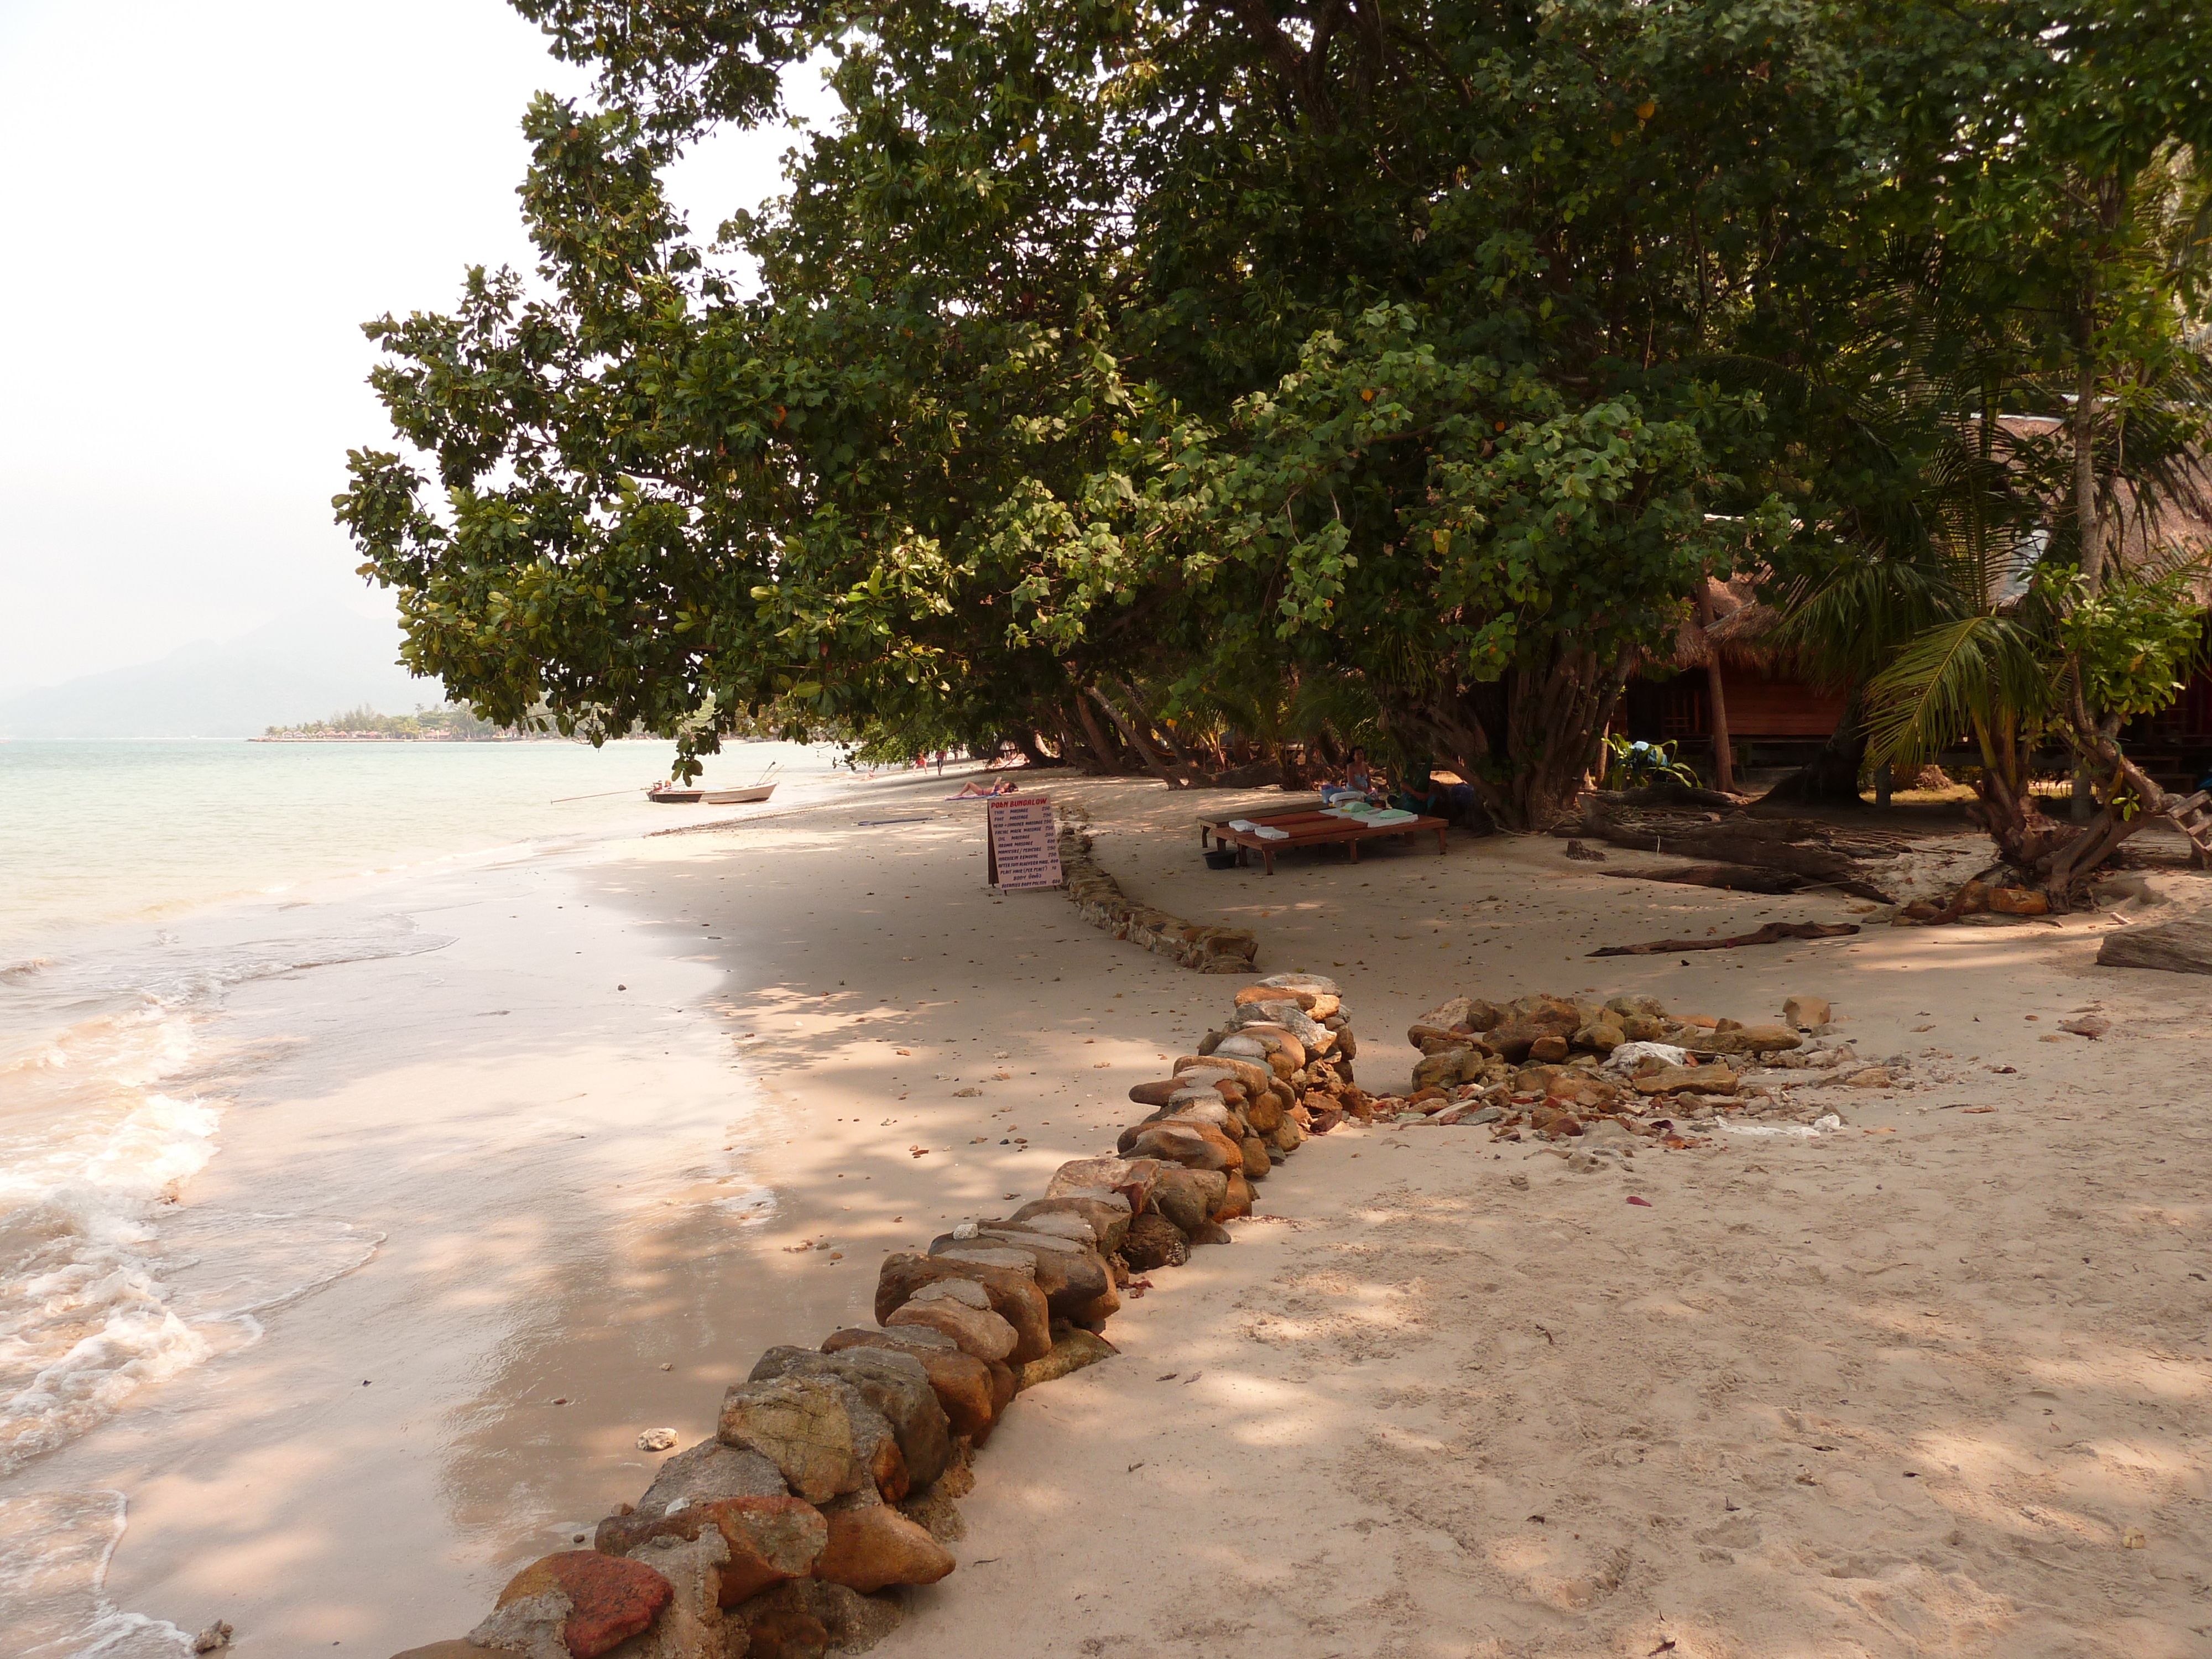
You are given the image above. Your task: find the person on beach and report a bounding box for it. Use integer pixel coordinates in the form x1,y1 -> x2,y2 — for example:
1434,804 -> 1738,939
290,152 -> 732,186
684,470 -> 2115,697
1319,747 -> 1381,805
949,778 -> 1018,798
1396,756 -> 1479,822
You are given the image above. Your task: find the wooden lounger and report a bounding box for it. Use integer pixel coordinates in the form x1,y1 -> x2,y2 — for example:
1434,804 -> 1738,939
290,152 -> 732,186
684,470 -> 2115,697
1200,804 -> 1312,847
1204,809 -> 1450,874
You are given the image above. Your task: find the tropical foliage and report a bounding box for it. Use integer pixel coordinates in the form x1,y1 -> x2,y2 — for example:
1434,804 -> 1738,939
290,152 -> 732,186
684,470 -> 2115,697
338,0 -> 2212,859
1601,734 -> 1702,791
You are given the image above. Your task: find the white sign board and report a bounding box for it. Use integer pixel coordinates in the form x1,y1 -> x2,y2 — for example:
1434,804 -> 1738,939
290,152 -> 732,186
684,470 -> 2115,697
985,795 -> 1063,890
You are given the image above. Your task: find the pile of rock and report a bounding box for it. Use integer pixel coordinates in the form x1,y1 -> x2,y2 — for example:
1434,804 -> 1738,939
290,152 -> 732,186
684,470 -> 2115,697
1365,990 -> 1905,1146
1901,877 -> 2050,922
389,971 -> 1360,1659
1058,824 -> 1258,973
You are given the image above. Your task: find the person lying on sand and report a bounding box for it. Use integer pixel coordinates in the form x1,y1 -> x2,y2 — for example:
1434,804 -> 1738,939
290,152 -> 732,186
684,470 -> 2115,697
947,778 -> 1019,799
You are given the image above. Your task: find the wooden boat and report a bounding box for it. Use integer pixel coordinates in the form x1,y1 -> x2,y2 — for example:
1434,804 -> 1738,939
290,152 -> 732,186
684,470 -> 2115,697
647,781 -> 780,805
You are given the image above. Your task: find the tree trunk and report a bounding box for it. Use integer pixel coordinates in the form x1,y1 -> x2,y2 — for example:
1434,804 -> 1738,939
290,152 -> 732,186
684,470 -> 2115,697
1695,582 -> 1735,792
1087,686 -> 1184,787
1503,649 -> 1626,828
2035,185 -> 2146,901
2034,683 -> 2170,906
2075,350 -> 2105,592
1761,687 -> 1868,807
1071,695 -> 1121,774
1383,644 -> 1623,831
1114,678 -> 1199,772
1006,728 -> 1065,769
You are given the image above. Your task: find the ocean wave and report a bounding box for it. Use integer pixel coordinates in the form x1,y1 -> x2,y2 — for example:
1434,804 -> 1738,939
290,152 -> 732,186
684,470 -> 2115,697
2,915 -> 453,1028
0,1091 -> 222,1477
0,1490 -> 191,1659
0,913 -> 424,1476
0,1089 -> 385,1477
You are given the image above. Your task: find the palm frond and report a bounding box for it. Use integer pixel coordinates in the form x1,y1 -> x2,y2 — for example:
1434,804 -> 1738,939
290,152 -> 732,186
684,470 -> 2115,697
1862,614 -> 2052,772
1773,557 -> 1969,688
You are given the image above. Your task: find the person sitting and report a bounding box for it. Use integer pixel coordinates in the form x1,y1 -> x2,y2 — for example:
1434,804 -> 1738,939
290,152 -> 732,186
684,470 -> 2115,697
1396,757 -> 1480,823
1319,747 -> 1381,805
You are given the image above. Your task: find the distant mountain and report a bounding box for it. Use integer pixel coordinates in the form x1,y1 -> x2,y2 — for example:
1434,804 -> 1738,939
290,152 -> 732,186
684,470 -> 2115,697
0,607 -> 446,739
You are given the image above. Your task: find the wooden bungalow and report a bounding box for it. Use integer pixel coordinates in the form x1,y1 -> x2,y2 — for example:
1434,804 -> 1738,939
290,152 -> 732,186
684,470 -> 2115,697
1621,440 -> 2212,792
1618,576 -> 1850,780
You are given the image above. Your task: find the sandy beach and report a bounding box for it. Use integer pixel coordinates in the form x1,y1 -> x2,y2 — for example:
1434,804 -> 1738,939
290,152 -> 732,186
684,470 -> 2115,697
17,769 -> 2211,1656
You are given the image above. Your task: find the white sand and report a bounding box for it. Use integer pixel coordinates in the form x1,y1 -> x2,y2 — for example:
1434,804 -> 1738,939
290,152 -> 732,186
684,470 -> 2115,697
24,773 -> 2212,1656
874,793 -> 2212,1659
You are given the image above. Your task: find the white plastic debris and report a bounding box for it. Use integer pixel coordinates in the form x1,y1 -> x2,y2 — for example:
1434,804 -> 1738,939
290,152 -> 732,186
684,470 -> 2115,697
1714,1112 -> 1844,1139
1605,1041 -> 1691,1072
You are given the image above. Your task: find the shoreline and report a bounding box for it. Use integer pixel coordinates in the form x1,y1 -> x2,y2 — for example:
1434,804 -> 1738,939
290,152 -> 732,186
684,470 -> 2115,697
0,760 -> 941,1653
7,771 -> 2209,1654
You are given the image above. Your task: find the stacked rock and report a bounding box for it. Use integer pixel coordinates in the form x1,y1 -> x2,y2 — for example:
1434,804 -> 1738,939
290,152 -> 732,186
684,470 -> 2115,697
420,1344 -> 971,1659
1093,971 -> 1371,1268
1371,989 -> 1879,1140
389,971 -> 1360,1659
1058,825 -> 1259,973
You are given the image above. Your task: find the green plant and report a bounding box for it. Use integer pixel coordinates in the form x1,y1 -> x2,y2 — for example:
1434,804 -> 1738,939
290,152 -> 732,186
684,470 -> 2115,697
336,0 -> 2212,839
1603,734 -> 1702,791
2056,567 -> 2208,719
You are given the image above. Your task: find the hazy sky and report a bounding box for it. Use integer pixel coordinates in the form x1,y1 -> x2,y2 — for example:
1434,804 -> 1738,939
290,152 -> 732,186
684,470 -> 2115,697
0,0 -> 823,698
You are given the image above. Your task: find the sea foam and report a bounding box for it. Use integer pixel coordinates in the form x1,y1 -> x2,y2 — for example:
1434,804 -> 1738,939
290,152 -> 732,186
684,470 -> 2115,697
0,918 -> 430,1474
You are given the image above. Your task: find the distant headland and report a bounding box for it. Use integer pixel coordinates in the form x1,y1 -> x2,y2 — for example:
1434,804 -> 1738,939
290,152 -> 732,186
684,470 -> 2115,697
252,704 -> 557,743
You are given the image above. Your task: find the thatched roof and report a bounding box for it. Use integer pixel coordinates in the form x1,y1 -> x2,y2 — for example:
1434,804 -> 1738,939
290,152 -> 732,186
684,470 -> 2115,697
1670,575 -> 1791,671
1994,414 -> 2212,586
1642,420 -> 2212,685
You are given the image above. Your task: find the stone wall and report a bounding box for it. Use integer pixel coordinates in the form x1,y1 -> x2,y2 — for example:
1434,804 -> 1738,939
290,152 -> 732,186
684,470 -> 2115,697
1057,825 -> 1257,974
388,974 -> 1371,1659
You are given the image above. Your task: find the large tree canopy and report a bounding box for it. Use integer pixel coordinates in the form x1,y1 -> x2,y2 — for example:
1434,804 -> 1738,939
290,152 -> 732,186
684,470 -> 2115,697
338,0 -> 2212,828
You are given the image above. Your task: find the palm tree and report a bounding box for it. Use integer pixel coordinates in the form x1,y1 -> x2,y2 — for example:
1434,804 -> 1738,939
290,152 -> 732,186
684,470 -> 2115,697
1775,136 -> 2212,903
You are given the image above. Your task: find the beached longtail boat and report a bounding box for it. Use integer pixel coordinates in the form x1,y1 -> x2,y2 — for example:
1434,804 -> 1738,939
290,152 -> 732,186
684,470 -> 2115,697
649,762 -> 780,805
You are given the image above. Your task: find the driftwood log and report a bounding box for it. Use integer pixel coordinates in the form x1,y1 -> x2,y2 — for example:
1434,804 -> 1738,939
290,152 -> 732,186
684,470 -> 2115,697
2096,917 -> 2212,974
1599,863 -> 1814,896
1602,781 -> 1753,812
1590,921 -> 1861,957
1566,792 -> 1907,901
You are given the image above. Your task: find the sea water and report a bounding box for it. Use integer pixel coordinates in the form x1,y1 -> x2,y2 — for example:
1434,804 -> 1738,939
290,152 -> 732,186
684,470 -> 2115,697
0,738 -> 852,1648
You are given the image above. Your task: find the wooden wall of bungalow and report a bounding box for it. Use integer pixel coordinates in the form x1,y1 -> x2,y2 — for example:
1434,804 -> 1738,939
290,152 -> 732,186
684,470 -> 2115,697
1624,424 -> 2212,789
1619,576 -> 1851,771
1624,591 -> 2212,790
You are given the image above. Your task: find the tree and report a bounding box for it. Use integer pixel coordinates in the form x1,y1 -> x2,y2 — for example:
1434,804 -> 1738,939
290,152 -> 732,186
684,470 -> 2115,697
1936,2 -> 2212,889
336,0 -> 2205,834
1766,3 -> 2212,894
